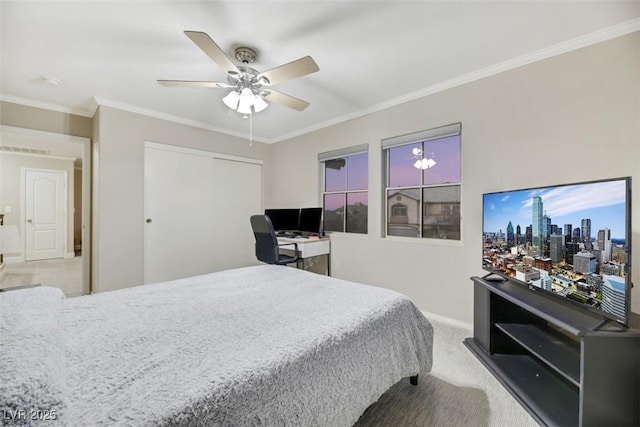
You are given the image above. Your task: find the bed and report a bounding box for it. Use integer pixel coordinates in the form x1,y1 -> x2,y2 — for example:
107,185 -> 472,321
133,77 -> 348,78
1,265 -> 433,426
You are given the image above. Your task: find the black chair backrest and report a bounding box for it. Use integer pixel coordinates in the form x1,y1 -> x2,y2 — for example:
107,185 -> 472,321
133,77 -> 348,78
250,215 -> 279,264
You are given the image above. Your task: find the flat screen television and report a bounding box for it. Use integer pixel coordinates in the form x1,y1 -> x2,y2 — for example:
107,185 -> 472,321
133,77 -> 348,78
264,208 -> 300,233
482,177 -> 632,326
298,207 -> 323,235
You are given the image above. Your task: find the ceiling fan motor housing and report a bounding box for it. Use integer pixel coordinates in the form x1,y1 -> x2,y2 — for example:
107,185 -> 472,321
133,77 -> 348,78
228,66 -> 268,95
234,47 -> 257,64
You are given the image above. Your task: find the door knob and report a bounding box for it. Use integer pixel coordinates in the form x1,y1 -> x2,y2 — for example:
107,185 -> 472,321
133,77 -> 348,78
27,219 -> 32,223
146,218 -> 152,223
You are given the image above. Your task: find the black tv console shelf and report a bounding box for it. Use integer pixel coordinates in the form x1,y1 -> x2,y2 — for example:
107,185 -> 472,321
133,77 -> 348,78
464,276 -> 640,427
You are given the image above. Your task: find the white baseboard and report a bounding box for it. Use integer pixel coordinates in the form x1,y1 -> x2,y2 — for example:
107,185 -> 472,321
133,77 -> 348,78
4,255 -> 24,264
5,253 -> 75,262
421,310 -> 473,331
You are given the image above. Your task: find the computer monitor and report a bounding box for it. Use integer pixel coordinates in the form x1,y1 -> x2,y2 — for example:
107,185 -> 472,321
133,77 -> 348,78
264,208 -> 300,233
298,207 -> 323,235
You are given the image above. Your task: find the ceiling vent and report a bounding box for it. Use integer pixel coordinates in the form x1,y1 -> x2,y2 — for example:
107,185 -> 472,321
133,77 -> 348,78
0,145 -> 50,156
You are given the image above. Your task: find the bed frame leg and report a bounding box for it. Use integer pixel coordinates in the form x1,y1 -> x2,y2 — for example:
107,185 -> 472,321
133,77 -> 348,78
409,374 -> 418,386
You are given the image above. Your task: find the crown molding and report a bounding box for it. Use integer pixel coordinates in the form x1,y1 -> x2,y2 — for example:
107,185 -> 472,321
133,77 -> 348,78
87,97 -> 100,118
0,94 -> 94,118
92,97 -> 267,144
272,18 -> 640,143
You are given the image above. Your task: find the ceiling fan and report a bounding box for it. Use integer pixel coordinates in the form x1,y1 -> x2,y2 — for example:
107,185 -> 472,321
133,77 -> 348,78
158,31 -> 319,114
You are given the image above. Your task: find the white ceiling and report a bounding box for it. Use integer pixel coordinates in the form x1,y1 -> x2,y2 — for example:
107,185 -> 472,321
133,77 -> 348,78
1,1 -> 638,143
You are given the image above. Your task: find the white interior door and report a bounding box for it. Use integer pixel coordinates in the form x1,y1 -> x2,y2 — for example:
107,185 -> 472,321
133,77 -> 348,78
143,145 -> 216,284
211,158 -> 263,270
24,169 -> 66,261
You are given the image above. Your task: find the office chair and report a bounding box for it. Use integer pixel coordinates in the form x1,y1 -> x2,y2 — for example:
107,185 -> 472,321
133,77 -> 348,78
250,215 -> 302,267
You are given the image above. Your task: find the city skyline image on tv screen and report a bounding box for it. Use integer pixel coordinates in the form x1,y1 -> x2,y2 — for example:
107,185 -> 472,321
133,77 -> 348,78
482,177 -> 630,324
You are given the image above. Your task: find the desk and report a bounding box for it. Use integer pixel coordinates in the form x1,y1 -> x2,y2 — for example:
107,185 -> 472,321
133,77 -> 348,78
277,237 -> 331,275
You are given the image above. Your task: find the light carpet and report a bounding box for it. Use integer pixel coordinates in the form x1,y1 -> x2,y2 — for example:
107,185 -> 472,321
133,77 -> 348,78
0,272 -> 34,287
355,317 -> 538,426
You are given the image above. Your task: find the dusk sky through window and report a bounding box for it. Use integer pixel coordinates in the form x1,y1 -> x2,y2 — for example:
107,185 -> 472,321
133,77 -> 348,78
324,153 -> 368,210
325,153 -> 367,192
483,179 -> 628,240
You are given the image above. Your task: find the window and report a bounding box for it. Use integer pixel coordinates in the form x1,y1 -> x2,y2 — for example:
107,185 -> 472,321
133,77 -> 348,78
319,146 -> 368,234
383,123 -> 461,240
391,204 -> 407,217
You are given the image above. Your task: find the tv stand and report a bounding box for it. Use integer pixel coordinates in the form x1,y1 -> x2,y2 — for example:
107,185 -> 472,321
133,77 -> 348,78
591,316 -> 629,332
464,276 -> 640,427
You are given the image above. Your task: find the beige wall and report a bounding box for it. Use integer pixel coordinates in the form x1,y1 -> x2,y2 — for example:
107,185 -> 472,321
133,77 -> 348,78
93,106 -> 271,292
0,152 -> 75,258
0,102 -> 92,138
267,32 -> 640,323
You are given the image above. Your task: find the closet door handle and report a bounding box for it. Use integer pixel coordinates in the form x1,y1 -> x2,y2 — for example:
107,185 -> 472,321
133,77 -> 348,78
27,219 -> 33,223
146,218 -> 152,223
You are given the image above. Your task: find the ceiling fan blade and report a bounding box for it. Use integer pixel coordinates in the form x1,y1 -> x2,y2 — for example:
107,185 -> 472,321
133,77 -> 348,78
263,89 -> 310,111
158,80 -> 233,88
258,56 -> 319,85
184,30 -> 240,76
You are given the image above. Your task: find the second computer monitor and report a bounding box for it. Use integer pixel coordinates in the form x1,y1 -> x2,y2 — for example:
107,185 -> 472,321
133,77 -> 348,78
298,207 -> 323,235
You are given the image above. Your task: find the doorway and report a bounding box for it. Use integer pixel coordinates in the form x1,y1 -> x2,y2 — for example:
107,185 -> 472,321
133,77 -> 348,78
0,126 -> 91,296
23,169 -> 67,261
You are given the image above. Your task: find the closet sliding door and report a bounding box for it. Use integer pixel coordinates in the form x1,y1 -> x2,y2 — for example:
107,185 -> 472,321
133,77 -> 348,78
211,157 -> 263,271
143,142 -> 262,284
143,144 -> 216,284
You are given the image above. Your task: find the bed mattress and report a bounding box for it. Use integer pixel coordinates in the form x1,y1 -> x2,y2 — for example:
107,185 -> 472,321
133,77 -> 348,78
1,265 -> 433,426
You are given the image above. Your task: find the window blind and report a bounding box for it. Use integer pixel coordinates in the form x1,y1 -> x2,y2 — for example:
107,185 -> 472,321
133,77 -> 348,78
381,122 -> 461,150
318,144 -> 368,162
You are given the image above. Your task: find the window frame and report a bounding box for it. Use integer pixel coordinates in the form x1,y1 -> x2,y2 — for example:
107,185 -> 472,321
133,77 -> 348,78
319,145 -> 369,234
382,123 -> 462,241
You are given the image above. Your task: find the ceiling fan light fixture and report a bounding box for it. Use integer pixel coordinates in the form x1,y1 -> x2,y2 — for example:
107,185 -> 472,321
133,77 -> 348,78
224,87 -> 269,115
252,95 -> 268,113
237,88 -> 254,114
222,90 -> 240,109
237,99 -> 252,115
240,87 -> 254,100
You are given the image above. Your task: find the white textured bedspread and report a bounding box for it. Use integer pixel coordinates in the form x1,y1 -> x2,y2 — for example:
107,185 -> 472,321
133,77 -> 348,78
1,265 -> 433,426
